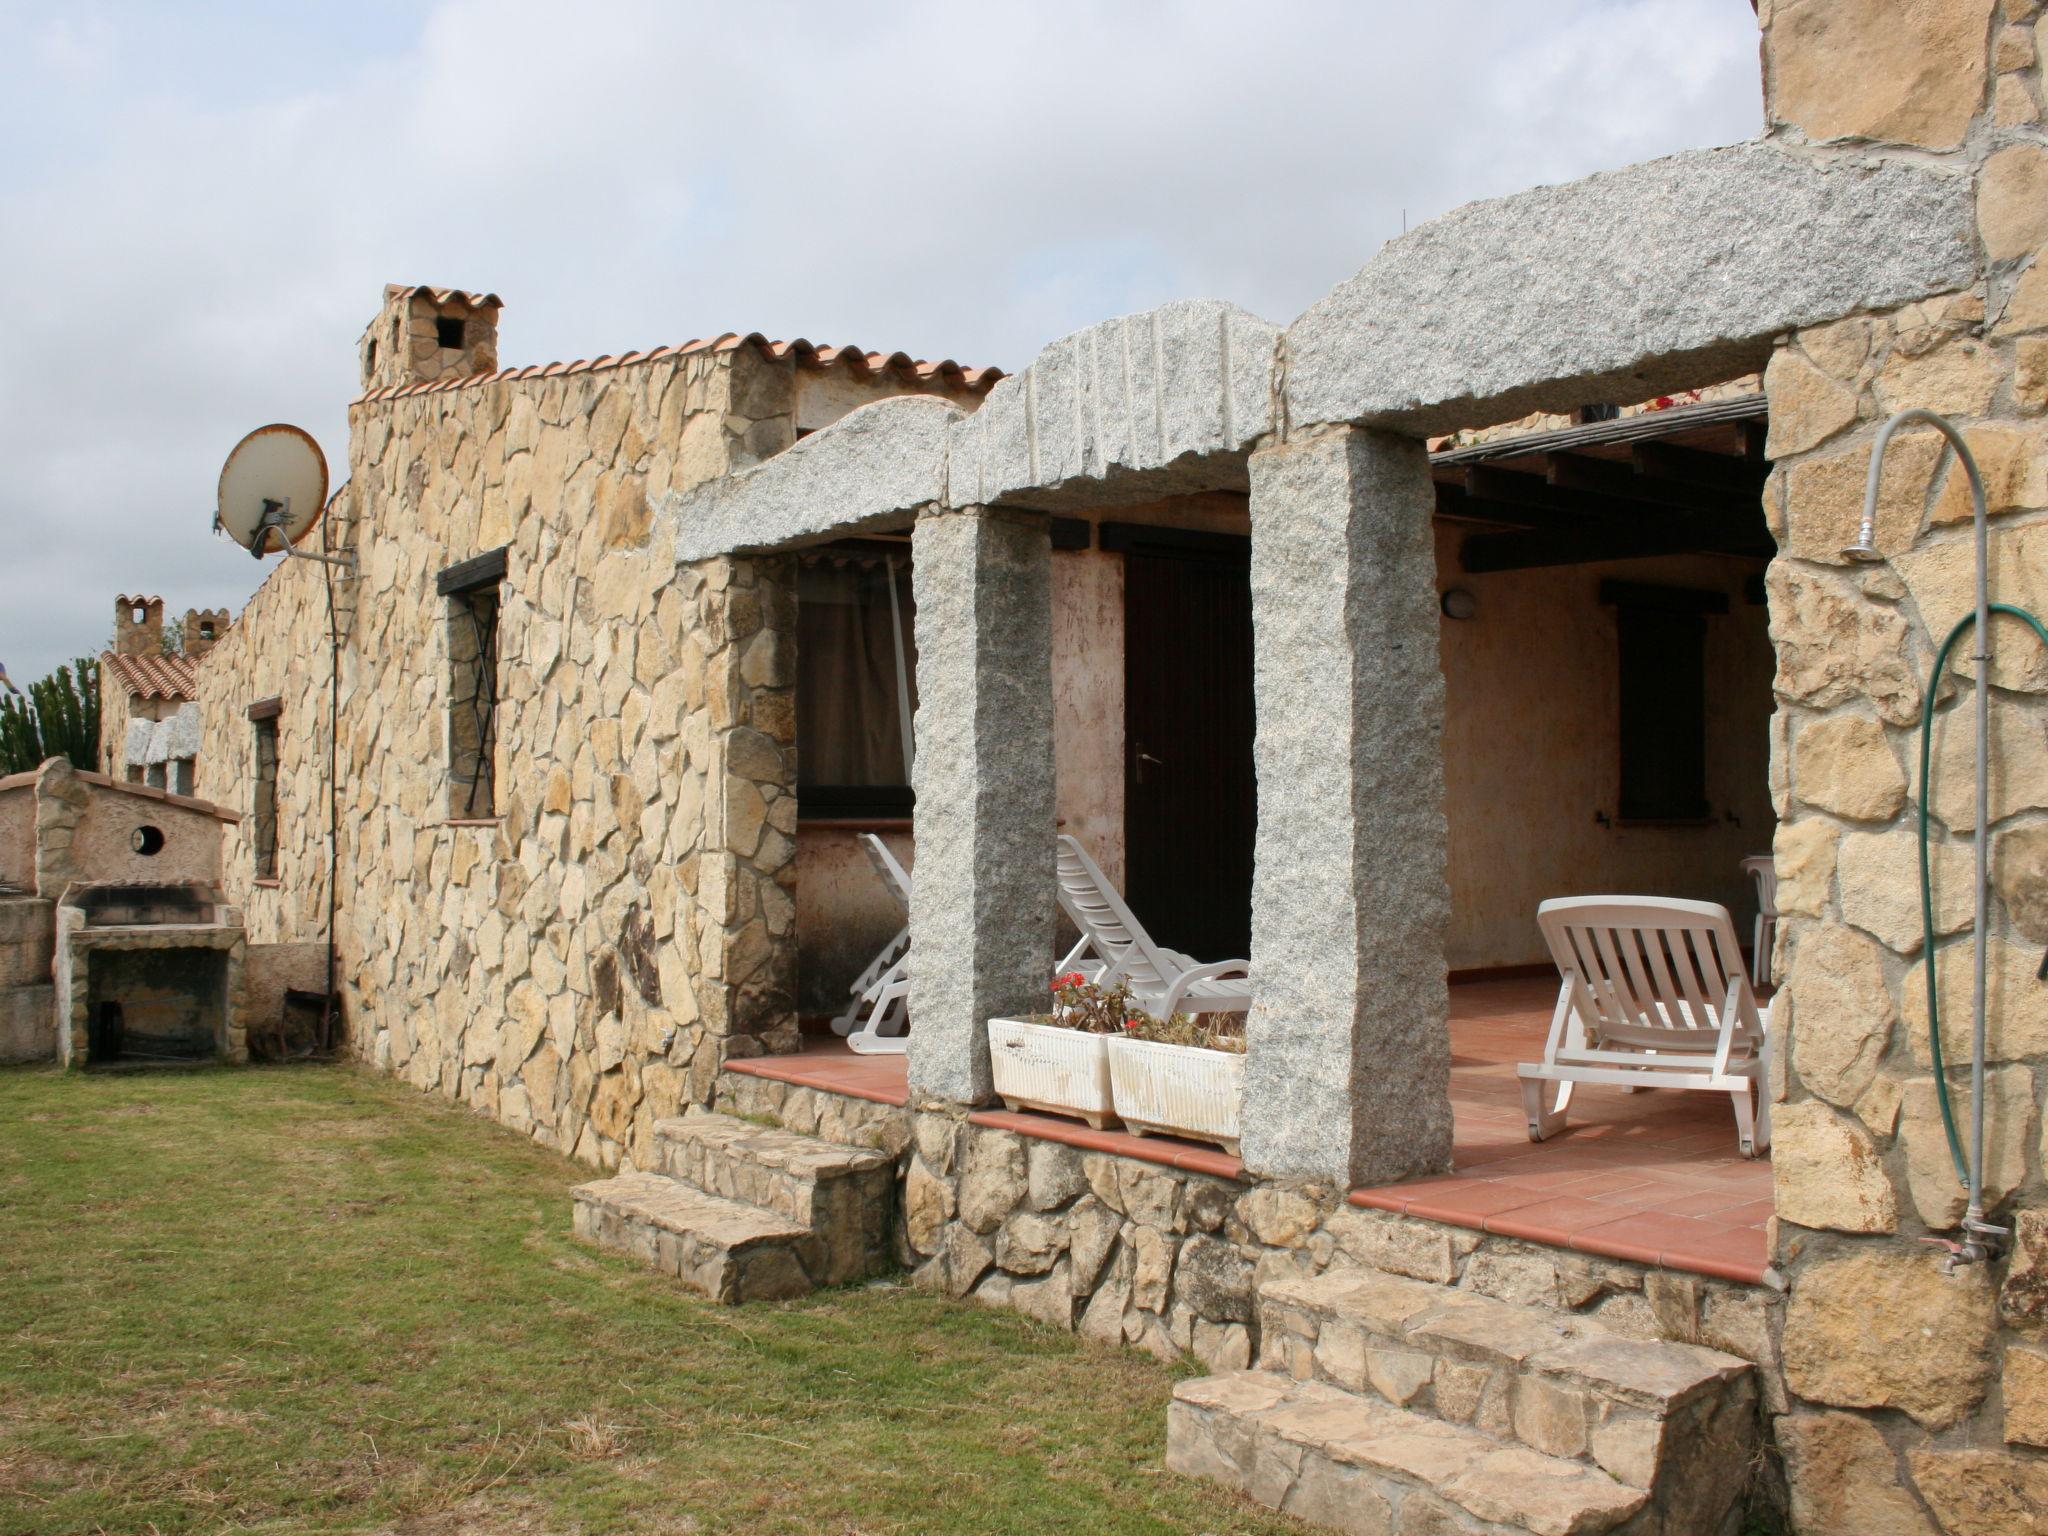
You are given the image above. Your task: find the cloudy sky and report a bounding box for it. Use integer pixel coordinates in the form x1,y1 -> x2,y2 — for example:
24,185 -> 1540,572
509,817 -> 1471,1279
0,0 -> 1763,690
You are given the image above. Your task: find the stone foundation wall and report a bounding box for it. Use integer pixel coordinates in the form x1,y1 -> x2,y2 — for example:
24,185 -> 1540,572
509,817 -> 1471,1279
715,1068 -> 1786,1415
1761,0 -> 2048,1524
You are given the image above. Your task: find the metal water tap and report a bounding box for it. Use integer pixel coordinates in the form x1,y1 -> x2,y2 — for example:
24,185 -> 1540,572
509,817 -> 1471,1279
1922,1217 -> 2011,1273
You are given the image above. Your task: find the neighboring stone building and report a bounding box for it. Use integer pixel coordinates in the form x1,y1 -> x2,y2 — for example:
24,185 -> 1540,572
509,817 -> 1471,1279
179,1 -> 2048,1528
99,595 -> 227,794
0,755 -> 267,1066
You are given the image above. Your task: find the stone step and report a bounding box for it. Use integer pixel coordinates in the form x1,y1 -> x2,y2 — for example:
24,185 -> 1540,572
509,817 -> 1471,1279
1257,1268 -> 1755,1494
571,1172 -> 817,1304
1168,1371 -> 1649,1536
651,1111 -> 894,1285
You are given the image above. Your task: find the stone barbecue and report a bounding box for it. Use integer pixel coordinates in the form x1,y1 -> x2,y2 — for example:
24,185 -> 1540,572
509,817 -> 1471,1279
54,880 -> 245,1067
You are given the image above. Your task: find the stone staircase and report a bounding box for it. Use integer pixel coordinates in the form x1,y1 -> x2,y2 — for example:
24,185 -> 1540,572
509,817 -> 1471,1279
571,1111 -> 895,1304
1169,1268 -> 1760,1536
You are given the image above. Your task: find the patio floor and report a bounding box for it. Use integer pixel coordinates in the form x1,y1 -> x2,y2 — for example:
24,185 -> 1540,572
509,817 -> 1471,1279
730,975 -> 1773,1284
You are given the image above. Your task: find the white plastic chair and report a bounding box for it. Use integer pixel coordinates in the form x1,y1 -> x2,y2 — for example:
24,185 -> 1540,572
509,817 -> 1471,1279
1741,854 -> 1777,988
1517,896 -> 1773,1158
831,834 -> 912,1056
1054,835 -> 1251,1017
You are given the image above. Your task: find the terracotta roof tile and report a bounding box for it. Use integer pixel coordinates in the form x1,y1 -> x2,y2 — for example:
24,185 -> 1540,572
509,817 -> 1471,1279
102,652 -> 198,702
387,284 -> 503,311
350,330 -> 1003,406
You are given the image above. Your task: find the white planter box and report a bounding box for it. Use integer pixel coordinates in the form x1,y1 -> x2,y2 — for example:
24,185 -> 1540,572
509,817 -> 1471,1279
987,1017 -> 1118,1128
1105,1036 -> 1243,1153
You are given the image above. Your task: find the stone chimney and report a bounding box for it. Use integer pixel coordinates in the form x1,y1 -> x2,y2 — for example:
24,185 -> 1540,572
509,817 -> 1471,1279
358,284 -> 502,393
183,608 -> 230,660
114,595 -> 164,657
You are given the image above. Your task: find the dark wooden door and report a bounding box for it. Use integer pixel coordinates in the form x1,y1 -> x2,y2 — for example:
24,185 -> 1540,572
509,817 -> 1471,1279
1122,534 -> 1256,964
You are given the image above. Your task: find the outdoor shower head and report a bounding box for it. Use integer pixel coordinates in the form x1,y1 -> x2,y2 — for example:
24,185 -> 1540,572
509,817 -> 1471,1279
1842,407 -> 1984,562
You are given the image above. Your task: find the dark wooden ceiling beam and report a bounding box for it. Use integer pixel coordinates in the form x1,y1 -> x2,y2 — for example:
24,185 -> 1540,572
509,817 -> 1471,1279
1464,464 -> 1653,525
1459,517 -> 1775,574
1543,453 -> 1758,516
1630,440 -> 1772,493
1435,481 -> 1610,534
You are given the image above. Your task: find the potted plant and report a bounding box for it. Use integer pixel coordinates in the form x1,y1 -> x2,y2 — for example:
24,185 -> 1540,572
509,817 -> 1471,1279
987,972 -> 1129,1128
1104,1011 -> 1246,1153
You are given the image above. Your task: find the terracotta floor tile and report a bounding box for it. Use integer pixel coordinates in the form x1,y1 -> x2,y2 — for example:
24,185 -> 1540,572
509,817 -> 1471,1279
1481,1195 -> 1627,1244
1712,1198 -> 1779,1228
1401,1180 -> 1565,1225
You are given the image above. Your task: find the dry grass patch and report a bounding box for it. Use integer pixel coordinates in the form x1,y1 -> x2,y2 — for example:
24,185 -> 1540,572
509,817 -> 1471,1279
0,1064 -> 1304,1535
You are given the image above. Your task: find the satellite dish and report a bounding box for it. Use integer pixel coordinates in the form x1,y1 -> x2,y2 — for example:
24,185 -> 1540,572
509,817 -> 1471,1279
215,424 -> 330,559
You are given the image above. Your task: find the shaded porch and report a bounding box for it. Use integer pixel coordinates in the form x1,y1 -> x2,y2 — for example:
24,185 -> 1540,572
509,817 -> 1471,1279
736,975 -> 1772,1283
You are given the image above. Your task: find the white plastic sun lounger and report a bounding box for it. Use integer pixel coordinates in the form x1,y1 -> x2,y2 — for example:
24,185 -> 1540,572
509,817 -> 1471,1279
1518,895 -> 1773,1158
832,834 -> 913,1056
1054,835 -> 1251,1017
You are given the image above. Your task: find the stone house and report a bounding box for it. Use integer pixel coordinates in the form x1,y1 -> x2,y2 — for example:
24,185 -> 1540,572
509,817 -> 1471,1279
190,282 -> 1004,1156
184,2 -> 2048,1529
99,594 -> 229,794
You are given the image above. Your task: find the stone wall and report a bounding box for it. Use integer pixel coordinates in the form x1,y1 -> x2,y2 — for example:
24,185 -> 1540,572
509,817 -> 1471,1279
194,322 -> 978,1168
1761,0 -> 2048,1524
197,347 -> 780,1166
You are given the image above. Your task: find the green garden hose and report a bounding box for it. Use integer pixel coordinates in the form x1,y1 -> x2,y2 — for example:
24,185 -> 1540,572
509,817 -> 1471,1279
1917,602 -> 2048,1187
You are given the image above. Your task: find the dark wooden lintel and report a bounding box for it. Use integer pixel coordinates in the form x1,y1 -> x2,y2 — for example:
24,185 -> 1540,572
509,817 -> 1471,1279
437,545 -> 509,596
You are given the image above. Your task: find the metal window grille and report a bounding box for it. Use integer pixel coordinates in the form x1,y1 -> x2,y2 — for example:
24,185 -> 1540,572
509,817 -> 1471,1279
252,716 -> 279,878
449,587 -> 500,819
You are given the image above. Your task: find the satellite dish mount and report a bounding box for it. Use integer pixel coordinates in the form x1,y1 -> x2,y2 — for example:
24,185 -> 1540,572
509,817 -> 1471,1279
214,424 -> 355,575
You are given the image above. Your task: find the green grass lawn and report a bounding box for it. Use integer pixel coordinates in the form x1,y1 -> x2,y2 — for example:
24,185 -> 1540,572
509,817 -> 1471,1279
0,1063 -> 1306,1536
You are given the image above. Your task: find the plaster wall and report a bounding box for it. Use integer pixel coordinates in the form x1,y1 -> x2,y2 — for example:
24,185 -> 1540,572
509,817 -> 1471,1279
0,785 -> 30,887
1435,530 -> 1777,970
792,370 -> 978,435
70,792 -> 222,890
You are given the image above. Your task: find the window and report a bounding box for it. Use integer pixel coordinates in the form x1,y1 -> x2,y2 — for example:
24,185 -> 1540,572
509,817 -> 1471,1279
435,316 -> 466,350
796,550 -> 916,819
1603,581 -> 1724,823
251,711 -> 279,879
170,759 -> 194,797
439,548 -> 507,819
